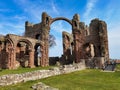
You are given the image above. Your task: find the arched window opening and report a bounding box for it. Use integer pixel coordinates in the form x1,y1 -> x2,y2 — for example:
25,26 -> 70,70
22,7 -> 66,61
49,20 -> 72,65
83,43 -> 95,58
34,44 -> 41,66
16,41 -> 30,68
35,34 -> 41,40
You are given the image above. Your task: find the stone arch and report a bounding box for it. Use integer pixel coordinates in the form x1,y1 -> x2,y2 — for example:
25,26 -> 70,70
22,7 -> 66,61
49,18 -> 72,57
17,39 -> 33,49
16,39 -> 34,68
50,17 -> 72,25
6,38 -> 14,48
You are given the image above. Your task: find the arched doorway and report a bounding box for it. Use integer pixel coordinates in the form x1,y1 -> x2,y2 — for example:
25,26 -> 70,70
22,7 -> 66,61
35,34 -> 41,40
16,39 -> 34,68
49,19 -> 72,65
34,43 -> 42,66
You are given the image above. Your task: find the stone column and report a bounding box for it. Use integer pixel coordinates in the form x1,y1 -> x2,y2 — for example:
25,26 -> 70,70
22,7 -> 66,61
40,45 -> 45,67
28,49 -> 35,68
7,45 -> 16,69
40,12 -> 50,67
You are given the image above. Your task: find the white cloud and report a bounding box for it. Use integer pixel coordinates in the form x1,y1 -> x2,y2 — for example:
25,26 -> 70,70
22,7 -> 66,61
13,0 -> 60,22
83,0 -> 98,21
0,7 -> 27,35
0,21 -> 24,35
51,1 -> 59,15
51,21 -> 72,33
83,0 -> 97,17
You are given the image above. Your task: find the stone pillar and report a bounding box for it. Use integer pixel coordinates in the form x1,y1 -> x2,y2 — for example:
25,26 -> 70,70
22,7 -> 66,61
8,48 -> 13,69
6,43 -> 16,69
28,49 -> 35,68
40,12 -> 50,67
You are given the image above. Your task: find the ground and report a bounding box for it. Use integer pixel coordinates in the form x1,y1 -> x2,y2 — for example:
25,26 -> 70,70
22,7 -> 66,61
0,68 -> 120,90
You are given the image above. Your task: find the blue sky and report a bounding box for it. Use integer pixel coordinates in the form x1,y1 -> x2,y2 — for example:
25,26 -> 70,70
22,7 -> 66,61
0,0 -> 120,59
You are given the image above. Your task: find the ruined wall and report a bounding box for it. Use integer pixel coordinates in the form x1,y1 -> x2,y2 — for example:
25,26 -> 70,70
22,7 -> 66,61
88,19 -> 101,57
86,18 -> 109,60
0,36 -> 9,69
0,34 -> 44,69
0,12 -> 110,69
0,62 -> 86,86
49,57 -> 60,65
25,21 -> 42,39
72,14 -> 86,63
84,18 -> 109,68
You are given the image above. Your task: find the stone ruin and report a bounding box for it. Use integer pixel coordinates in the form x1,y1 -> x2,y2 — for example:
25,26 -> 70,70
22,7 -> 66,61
0,12 -> 109,69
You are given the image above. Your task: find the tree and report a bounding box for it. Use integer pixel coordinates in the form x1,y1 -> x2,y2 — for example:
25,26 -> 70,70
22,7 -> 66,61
21,31 -> 56,48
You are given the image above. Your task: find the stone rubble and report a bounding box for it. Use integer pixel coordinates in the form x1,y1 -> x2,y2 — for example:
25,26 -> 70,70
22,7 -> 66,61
32,82 -> 59,90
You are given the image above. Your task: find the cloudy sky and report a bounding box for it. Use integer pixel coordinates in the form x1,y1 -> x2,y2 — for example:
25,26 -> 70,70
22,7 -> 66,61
0,0 -> 120,59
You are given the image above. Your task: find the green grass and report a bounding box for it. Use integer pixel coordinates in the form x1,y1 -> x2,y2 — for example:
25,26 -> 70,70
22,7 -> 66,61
0,66 -> 55,76
1,69 -> 120,90
116,64 -> 120,70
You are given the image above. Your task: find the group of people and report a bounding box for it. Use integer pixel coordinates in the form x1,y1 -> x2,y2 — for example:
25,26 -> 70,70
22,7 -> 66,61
102,60 -> 116,71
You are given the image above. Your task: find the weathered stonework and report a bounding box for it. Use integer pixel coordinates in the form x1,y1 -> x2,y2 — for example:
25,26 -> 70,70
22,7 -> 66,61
32,82 -> 59,90
0,12 -> 109,69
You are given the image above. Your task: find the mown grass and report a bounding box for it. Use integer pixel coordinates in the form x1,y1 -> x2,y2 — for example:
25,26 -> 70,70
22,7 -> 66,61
116,64 -> 120,70
1,69 -> 120,90
0,66 -> 55,76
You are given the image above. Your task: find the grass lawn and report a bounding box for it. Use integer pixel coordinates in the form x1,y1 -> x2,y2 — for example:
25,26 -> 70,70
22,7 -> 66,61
116,64 -> 120,71
0,66 -> 55,76
1,69 -> 120,90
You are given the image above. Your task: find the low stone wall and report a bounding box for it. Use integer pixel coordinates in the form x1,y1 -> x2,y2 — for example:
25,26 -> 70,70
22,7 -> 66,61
0,62 -> 86,86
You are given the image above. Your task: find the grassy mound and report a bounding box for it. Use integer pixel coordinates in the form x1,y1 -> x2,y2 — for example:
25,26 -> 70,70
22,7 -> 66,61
1,69 -> 120,90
